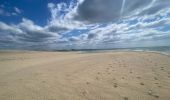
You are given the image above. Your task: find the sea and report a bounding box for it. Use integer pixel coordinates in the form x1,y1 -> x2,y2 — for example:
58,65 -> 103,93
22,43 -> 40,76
79,46 -> 170,55
1,46 -> 170,55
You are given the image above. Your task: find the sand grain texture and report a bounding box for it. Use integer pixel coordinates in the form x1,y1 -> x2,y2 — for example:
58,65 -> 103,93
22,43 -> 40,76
0,51 -> 170,100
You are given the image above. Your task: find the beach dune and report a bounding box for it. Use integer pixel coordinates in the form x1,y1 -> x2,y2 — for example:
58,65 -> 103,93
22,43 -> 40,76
0,51 -> 170,100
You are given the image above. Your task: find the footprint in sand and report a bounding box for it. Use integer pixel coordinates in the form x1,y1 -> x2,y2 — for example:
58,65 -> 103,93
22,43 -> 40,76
123,97 -> 128,100
154,95 -> 159,98
140,82 -> 144,86
109,66 -> 113,68
106,68 -> 110,70
147,90 -> 160,99
86,82 -> 90,85
95,76 -> 99,80
158,86 -> 162,88
154,77 -> 158,80
160,67 -> 164,70
82,90 -> 88,96
113,83 -> 118,88
148,90 -> 153,96
136,76 -> 141,79
154,82 -> 159,84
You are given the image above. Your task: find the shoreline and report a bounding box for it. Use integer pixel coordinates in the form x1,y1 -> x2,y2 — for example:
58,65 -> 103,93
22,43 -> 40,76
1,49 -> 169,57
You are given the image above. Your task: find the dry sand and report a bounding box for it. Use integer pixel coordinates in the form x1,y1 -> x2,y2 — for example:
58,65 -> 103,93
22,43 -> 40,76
0,51 -> 170,100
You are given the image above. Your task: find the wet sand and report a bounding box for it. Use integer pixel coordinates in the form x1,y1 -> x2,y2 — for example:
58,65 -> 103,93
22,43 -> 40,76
0,51 -> 170,100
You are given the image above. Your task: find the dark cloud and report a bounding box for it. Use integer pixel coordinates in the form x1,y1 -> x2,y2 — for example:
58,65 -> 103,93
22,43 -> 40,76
56,39 -> 68,43
87,33 -> 97,39
75,0 -> 122,23
73,0 -> 170,24
47,25 -> 68,33
18,30 -> 53,42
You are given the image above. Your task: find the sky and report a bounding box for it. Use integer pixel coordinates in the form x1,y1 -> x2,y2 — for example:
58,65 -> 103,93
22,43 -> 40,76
0,0 -> 170,50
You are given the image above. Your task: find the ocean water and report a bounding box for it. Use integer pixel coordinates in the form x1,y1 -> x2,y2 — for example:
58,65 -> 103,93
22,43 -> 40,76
80,46 -> 170,55
124,46 -> 170,55
1,46 -> 169,55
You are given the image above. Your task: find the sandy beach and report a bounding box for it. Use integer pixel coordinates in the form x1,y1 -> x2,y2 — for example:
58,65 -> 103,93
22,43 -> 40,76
0,51 -> 170,100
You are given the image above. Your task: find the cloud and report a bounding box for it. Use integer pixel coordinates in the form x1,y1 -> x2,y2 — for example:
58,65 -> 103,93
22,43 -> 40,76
87,33 -> 97,39
47,1 -> 85,30
73,0 -> 170,24
74,0 -> 153,23
0,0 -> 170,50
0,22 -> 22,47
75,0 -> 122,23
18,18 -> 59,43
0,18 -> 60,49
0,6 -> 22,16
14,7 -> 22,14
139,0 -> 170,15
